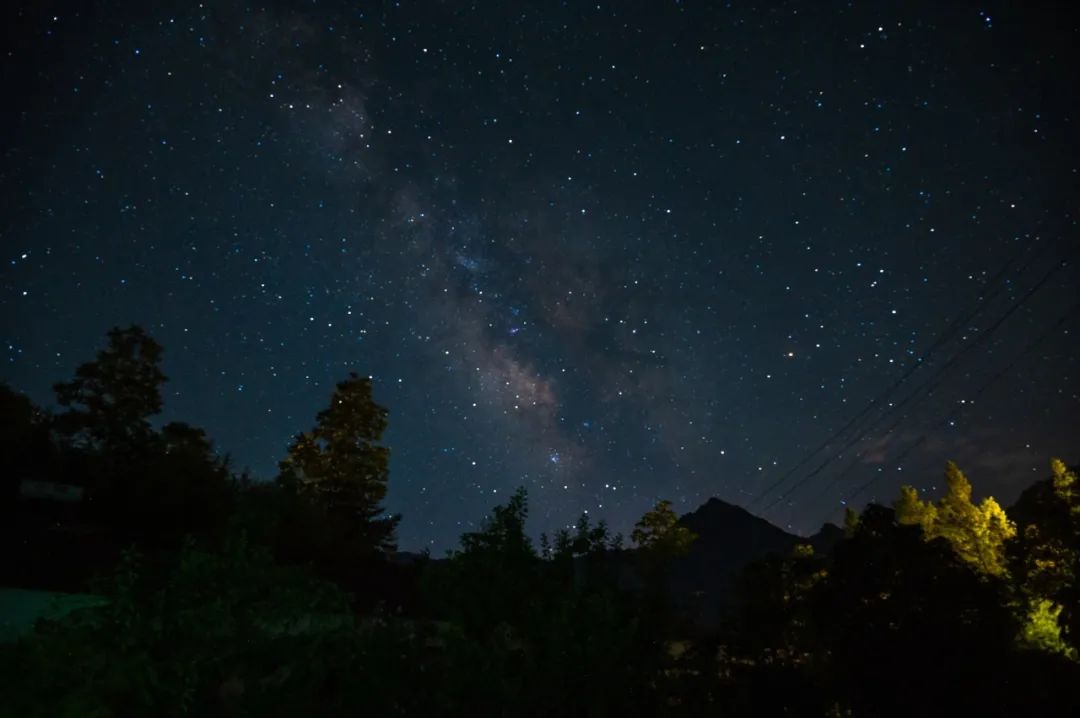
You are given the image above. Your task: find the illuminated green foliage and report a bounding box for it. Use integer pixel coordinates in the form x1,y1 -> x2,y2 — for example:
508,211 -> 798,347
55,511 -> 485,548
1008,458 -> 1080,660
1051,458 -> 1079,515
780,544 -> 828,618
894,461 -> 1016,577
893,485 -> 929,526
1013,524 -> 1075,604
8,324 -> 1080,717
842,506 -> 860,538
631,499 -> 697,558
1020,598 -> 1077,660
279,373 -> 396,551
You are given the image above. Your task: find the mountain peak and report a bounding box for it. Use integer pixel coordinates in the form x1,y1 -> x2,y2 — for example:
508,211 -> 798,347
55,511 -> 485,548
677,497 -> 798,553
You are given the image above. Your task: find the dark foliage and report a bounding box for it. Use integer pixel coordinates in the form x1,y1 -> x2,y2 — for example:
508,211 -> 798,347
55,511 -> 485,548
2,328 -> 1078,716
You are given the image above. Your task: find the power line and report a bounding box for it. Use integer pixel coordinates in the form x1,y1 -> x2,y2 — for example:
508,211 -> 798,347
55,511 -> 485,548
831,300 -> 1079,516
746,241 -> 1044,510
800,301 -> 1078,525
757,251 -> 1073,516
762,253 -> 1071,514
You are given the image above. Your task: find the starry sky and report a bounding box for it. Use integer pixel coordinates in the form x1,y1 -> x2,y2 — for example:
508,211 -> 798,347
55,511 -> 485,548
2,0 -> 1078,550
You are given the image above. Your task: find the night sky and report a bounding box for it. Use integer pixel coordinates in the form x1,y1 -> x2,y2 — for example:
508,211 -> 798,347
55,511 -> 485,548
2,1 -> 1077,551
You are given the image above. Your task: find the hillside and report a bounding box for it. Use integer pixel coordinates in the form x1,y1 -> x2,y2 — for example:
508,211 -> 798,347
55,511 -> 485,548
665,498 -> 840,626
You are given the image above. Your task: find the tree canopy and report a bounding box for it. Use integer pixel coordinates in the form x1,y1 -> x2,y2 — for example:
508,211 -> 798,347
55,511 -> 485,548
53,325 -> 166,452
894,460 -> 1016,576
631,499 -> 697,559
278,372 -> 397,554
4,328 -> 1079,716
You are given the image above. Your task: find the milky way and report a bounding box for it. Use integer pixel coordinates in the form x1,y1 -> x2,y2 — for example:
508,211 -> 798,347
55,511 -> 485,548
2,1 -> 1077,549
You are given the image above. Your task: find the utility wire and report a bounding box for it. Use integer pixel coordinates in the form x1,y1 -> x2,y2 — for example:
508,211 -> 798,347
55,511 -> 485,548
801,301 -> 1079,524
832,300 -> 1079,515
757,251 -> 1073,516
746,241 -> 1045,510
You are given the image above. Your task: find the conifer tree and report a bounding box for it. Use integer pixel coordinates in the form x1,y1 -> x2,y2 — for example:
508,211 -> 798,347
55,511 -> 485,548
894,461 -> 1016,577
1051,457 -> 1079,514
280,373 -> 396,552
842,506 -> 861,537
632,500 -> 697,559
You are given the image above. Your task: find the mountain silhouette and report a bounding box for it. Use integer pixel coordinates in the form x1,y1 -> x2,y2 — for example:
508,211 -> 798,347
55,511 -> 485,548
668,498 -> 841,627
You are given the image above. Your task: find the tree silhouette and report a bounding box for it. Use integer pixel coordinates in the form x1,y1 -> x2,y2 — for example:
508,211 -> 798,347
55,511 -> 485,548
1008,458 -> 1080,659
459,486 -> 532,556
279,373 -> 397,555
53,325 -> 166,453
128,421 -> 233,547
421,488 -> 670,716
430,487 -> 539,635
813,503 -> 1023,717
0,539 -> 365,718
0,383 -> 53,508
9,328 -> 1080,717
